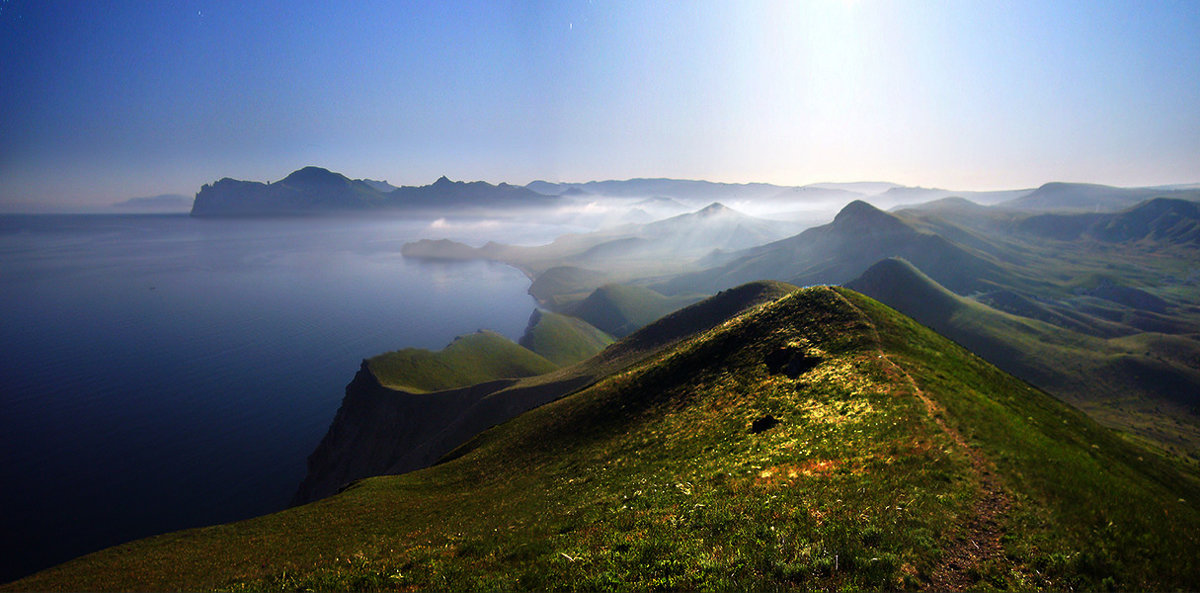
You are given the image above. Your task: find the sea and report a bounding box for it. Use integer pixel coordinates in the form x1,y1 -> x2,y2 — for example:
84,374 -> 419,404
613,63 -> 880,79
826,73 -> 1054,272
0,213 -> 565,582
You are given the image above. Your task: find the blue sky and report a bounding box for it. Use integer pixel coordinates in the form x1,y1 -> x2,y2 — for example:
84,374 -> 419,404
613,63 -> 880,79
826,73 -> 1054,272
1,1 -> 1197,210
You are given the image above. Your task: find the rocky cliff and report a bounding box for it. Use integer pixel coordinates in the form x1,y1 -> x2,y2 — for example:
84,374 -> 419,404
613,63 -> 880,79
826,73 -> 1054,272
294,280 -> 800,505
292,361 -> 591,505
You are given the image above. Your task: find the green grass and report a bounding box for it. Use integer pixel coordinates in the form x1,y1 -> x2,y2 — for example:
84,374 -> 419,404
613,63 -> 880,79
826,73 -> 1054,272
518,310 -> 614,366
847,258 -> 1200,459
367,330 -> 558,392
11,287 -> 1198,591
840,287 -> 1200,590
526,266 -> 613,307
567,283 -> 704,337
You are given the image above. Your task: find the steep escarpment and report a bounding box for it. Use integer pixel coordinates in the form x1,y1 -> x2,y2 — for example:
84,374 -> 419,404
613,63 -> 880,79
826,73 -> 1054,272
293,280 -> 797,505
292,363 -> 516,505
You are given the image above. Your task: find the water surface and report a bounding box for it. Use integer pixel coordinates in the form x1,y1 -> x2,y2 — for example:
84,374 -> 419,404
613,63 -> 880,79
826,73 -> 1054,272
0,214 -> 556,581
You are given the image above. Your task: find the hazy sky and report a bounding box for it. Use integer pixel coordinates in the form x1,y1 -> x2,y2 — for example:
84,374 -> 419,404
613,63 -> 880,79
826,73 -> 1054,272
1,1 -> 1198,210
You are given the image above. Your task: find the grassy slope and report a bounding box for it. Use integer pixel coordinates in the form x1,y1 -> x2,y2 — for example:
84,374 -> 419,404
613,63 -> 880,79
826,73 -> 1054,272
293,281 -> 801,506
10,287 -> 1198,591
367,331 -> 558,392
657,200 -> 1014,296
526,266 -> 613,307
846,258 -> 1200,460
567,283 -> 704,338
518,310 -> 614,366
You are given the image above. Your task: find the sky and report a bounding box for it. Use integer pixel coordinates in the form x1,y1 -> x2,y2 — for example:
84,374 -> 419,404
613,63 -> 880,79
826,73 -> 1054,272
1,0 -> 1198,211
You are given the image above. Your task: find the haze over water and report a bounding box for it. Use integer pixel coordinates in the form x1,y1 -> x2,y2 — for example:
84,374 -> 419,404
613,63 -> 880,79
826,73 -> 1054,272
0,213 -> 556,581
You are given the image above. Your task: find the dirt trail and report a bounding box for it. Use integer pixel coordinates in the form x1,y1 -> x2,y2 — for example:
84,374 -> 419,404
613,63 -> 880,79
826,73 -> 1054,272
911,383 -> 1012,591
837,293 -> 1012,591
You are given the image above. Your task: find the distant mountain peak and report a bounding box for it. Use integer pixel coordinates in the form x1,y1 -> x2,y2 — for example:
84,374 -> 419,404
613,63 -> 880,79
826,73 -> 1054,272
289,166 -> 335,177
433,175 -> 453,186
697,202 -> 731,216
281,166 -> 348,186
833,199 -> 887,223
1036,181 -> 1109,191
821,199 -> 915,238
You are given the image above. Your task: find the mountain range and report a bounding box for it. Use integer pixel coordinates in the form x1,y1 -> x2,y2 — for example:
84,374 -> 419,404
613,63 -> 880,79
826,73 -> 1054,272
9,170 -> 1200,590
401,191 -> 1200,461
188,165 -> 1200,218
190,167 -> 552,217
401,201 -> 803,282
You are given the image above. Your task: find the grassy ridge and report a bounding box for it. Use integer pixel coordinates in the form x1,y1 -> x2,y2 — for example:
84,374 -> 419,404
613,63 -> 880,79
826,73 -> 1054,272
846,258 -> 1200,460
517,310 -> 614,366
841,289 -> 1200,587
10,287 -> 1197,591
367,331 -> 558,392
567,283 -> 704,337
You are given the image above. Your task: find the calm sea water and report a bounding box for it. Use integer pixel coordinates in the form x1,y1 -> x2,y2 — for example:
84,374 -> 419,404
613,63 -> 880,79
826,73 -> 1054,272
0,214 -> 560,582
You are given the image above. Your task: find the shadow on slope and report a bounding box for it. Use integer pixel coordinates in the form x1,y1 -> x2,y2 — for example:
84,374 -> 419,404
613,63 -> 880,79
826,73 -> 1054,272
292,280 -> 798,504
846,258 -> 1200,455
367,331 -> 557,393
565,283 -> 704,338
18,287 -> 1200,592
659,200 -> 1011,296
518,310 -> 614,366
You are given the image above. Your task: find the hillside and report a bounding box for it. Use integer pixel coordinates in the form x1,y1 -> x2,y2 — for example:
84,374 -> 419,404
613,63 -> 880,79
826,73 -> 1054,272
998,182 -> 1171,212
10,286 -> 1198,591
293,281 -> 798,505
660,200 -> 1010,295
367,331 -> 557,393
1015,197 -> 1200,245
401,202 -> 800,289
566,283 -> 704,338
518,310 -> 614,366
846,258 -> 1200,455
625,202 -> 797,255
527,266 -> 613,307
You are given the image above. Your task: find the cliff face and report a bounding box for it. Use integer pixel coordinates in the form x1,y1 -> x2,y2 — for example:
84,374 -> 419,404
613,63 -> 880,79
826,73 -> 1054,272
295,280 -> 803,505
292,362 -> 591,505
293,363 -> 503,505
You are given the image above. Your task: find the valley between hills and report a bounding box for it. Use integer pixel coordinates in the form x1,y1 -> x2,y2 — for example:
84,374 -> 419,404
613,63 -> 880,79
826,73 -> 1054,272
7,170 -> 1200,591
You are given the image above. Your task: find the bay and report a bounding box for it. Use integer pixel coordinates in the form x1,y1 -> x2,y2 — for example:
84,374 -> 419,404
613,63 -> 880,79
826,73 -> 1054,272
0,213 -> 561,582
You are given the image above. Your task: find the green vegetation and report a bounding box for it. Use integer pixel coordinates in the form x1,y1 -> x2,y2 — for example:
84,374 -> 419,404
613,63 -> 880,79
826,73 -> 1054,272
294,281 -> 803,506
11,287 -> 1197,591
527,266 -> 612,307
367,331 -> 557,392
567,283 -> 703,337
518,310 -> 614,366
847,258 -> 1200,461
657,200 -> 1012,296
